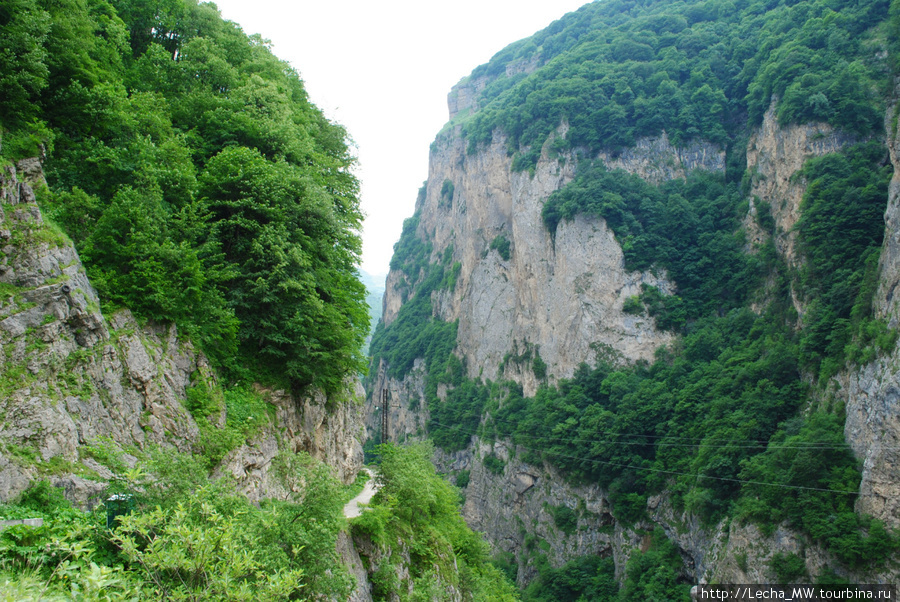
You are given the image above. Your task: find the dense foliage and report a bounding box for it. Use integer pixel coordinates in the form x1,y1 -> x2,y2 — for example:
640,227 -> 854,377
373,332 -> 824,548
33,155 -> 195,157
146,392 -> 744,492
0,0 -> 368,393
351,443 -> 520,601
545,165 -> 759,326
0,447 -> 357,600
374,20 -> 896,589
795,142 -> 896,379
522,555 -> 618,602
459,0 -> 890,170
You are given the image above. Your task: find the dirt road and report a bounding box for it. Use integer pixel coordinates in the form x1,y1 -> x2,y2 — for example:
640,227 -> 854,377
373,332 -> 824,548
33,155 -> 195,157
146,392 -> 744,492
343,467 -> 378,519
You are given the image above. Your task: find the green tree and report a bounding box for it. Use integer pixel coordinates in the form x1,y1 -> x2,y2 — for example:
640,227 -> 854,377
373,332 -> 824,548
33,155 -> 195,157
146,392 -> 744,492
199,146 -> 367,392
0,0 -> 50,132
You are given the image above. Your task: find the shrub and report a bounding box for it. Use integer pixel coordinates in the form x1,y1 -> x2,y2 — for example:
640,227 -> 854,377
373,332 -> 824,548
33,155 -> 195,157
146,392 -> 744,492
622,295 -> 643,315
490,234 -> 512,261
769,552 -> 808,584
483,453 -> 506,475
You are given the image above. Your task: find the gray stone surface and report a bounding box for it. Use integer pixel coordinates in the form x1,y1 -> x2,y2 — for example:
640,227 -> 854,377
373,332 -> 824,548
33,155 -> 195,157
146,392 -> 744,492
382,126 -> 686,399
0,160 -> 366,509
369,89 -> 900,586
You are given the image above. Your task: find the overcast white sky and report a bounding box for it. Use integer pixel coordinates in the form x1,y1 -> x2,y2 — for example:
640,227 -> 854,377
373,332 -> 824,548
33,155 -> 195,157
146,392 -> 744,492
211,0 -> 591,277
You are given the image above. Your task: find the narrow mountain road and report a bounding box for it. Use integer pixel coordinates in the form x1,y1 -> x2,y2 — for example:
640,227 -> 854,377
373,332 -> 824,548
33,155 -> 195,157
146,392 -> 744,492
343,467 -> 379,519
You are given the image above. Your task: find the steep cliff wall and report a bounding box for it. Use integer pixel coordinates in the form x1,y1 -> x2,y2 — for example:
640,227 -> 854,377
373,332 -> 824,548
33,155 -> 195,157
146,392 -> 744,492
841,83 -> 900,531
0,159 -> 364,506
746,99 -> 861,285
436,439 -> 898,587
373,124 -> 728,443
370,77 -> 900,585
368,111 -> 728,578
386,127 -> 734,397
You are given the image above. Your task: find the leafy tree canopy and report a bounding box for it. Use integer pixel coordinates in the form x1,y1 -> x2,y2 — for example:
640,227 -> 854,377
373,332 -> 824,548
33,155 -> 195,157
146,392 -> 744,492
457,0 -> 890,170
1,0 -> 368,393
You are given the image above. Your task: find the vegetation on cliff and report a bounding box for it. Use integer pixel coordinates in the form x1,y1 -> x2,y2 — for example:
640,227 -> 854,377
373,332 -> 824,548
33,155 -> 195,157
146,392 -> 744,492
460,0 -> 890,171
375,135 -> 897,570
0,441 -> 519,600
352,443 -> 520,601
0,448 -> 352,600
0,0 -> 368,394
369,0 -> 900,592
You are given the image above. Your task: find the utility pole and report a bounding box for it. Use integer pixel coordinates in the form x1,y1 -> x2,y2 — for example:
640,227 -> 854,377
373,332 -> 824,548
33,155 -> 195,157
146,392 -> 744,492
381,388 -> 389,445
380,388 -> 400,445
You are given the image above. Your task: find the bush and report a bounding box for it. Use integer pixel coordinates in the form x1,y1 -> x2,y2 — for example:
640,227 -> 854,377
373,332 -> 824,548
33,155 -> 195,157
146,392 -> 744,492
622,295 -> 643,315
112,486 -> 305,601
490,234 -> 512,261
523,555 -> 617,602
456,469 -> 471,489
620,529 -> 690,602
548,504 -> 578,536
441,178 -> 455,207
483,453 -> 506,475
352,444 -> 519,600
770,552 -> 808,584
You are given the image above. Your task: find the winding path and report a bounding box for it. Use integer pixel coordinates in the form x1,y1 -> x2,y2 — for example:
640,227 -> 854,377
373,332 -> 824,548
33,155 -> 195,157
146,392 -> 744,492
343,467 -> 379,519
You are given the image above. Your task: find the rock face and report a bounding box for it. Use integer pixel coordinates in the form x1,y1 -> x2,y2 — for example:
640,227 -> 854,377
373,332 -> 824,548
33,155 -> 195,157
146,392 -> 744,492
217,383 -> 365,501
0,159 -> 364,505
370,84 -> 900,587
366,358 -> 430,444
370,107 -> 727,579
371,125 -> 729,439
435,439 -> 625,586
447,55 -> 540,120
399,128 -> 702,396
746,99 -> 860,282
595,130 -> 726,185
842,82 -> 900,531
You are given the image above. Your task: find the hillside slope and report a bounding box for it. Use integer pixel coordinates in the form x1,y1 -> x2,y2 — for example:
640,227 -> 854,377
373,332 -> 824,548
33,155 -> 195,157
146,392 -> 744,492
368,0 -> 900,594
0,1 -> 519,600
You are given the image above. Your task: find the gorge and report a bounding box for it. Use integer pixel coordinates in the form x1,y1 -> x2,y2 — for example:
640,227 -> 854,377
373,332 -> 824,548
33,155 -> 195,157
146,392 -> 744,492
366,0 -> 900,596
2,0 -> 900,599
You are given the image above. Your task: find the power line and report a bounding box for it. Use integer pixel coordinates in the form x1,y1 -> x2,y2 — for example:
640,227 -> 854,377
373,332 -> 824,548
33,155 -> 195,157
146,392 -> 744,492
475,407 -> 900,451
427,419 -> 871,497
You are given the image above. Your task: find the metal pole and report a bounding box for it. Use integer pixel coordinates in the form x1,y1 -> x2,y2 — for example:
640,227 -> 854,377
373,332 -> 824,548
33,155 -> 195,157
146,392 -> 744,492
381,388 -> 388,444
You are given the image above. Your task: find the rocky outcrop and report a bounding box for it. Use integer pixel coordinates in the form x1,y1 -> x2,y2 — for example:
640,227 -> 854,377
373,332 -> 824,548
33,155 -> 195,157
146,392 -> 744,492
0,159 -> 364,506
377,117 -> 726,410
746,99 -> 860,285
348,532 -> 464,602
365,358 -> 430,444
435,439 -> 625,585
217,383 -> 365,501
447,76 -> 491,120
875,83 -> 900,327
447,55 -> 540,120
371,79 -> 900,588
841,83 -> 900,531
595,131 -> 725,185
338,531 -> 374,602
400,128 -> 685,396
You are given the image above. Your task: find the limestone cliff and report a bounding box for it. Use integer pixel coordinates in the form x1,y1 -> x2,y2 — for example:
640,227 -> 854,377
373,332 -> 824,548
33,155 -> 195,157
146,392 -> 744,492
368,76 -> 900,585
0,159 -> 364,506
841,81 -> 900,532
370,125 -> 730,443
389,127 -> 714,394
745,98 -> 863,315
